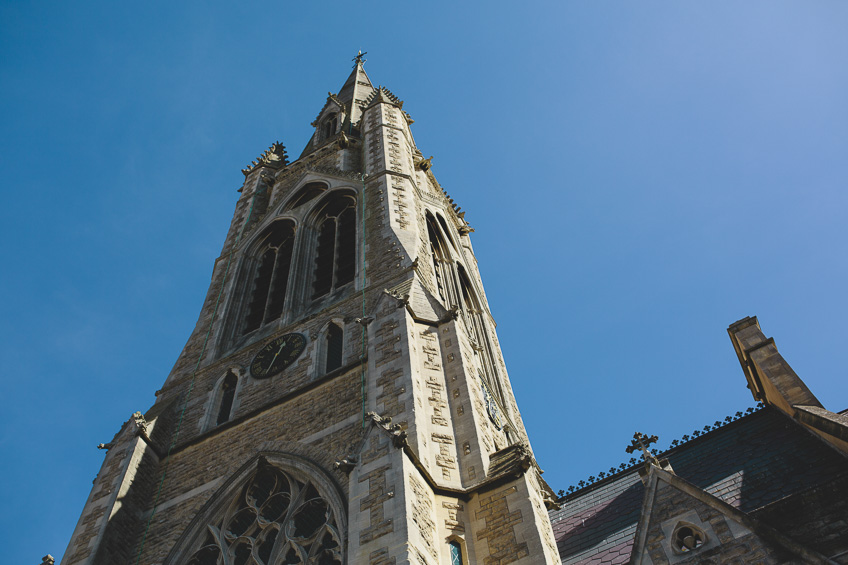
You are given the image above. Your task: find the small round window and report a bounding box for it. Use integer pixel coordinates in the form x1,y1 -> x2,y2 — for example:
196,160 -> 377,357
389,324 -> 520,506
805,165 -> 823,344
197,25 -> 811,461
672,522 -> 706,553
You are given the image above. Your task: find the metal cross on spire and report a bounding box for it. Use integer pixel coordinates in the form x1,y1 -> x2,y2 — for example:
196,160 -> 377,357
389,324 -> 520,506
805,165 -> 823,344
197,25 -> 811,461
353,50 -> 367,66
625,432 -> 660,466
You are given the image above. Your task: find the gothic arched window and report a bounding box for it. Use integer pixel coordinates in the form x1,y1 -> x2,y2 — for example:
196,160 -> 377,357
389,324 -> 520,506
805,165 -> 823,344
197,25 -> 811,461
426,213 -> 452,303
457,266 -> 479,314
458,265 -> 506,414
311,193 -> 356,300
175,457 -> 346,565
325,323 -> 343,373
216,372 -> 238,426
244,220 -> 296,335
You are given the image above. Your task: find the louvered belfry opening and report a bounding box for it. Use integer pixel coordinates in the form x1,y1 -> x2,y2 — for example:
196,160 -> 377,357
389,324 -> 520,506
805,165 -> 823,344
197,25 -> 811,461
325,323 -> 343,373
244,220 -> 297,334
311,193 -> 356,300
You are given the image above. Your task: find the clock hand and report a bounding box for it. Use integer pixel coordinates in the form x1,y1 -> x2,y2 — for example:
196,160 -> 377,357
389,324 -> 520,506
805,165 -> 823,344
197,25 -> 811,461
268,340 -> 287,368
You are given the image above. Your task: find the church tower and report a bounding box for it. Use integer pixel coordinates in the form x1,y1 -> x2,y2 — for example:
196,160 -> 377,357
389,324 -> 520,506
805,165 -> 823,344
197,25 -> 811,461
62,56 -> 561,565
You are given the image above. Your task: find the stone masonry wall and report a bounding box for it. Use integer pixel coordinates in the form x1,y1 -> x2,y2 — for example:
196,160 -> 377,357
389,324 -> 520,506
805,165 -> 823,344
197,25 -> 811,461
134,368 -> 363,564
642,481 -> 793,565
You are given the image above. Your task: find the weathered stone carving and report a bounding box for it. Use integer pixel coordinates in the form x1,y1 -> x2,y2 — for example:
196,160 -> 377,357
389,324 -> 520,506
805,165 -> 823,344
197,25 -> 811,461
367,411 -> 408,448
241,141 -> 289,176
334,455 -> 358,474
414,155 -> 433,171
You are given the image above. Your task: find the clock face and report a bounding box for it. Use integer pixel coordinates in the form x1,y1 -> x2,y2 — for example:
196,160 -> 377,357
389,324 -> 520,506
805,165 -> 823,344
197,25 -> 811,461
480,377 -> 503,430
250,333 -> 307,380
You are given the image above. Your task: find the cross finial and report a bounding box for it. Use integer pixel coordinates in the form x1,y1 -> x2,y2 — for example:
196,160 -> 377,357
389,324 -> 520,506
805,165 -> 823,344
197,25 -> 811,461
353,50 -> 367,66
625,432 -> 660,465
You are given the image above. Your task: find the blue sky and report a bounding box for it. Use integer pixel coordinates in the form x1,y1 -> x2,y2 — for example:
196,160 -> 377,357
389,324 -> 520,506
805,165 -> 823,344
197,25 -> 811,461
2,2 -> 847,562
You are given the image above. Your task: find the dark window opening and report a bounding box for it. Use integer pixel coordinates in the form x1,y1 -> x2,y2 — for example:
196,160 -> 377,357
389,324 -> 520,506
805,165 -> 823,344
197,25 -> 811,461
265,234 -> 293,322
244,221 -> 296,335
216,372 -> 238,425
458,267 -> 479,312
312,219 -> 336,299
325,323 -> 343,373
437,213 -> 457,251
673,524 -> 706,553
323,113 -> 338,139
335,207 -> 356,286
311,194 -> 356,300
427,215 -> 447,301
287,182 -> 328,210
245,249 -> 276,333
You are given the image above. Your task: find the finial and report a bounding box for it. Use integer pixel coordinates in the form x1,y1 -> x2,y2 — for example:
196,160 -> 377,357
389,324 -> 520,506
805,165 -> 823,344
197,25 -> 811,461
625,432 -> 660,466
353,50 -> 367,67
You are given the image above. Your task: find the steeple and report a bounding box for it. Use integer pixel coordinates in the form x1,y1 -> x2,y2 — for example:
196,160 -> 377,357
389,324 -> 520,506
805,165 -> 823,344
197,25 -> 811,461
300,53 -> 375,158
60,58 -> 562,565
336,51 -> 374,125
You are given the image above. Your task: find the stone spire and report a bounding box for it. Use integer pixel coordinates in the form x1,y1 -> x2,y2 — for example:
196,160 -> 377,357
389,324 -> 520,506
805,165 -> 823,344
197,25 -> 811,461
336,52 -> 374,127
299,54 -> 376,159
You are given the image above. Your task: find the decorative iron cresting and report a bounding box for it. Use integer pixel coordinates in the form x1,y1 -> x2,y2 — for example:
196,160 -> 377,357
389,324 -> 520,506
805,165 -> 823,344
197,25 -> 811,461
556,404 -> 764,499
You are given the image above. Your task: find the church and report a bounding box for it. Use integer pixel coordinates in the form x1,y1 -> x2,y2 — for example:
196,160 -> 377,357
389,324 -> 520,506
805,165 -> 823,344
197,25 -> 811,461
59,58 -> 848,565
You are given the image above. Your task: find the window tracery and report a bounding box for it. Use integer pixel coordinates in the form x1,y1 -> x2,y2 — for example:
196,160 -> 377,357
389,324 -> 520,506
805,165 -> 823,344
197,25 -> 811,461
185,462 -> 343,565
671,522 -> 707,554
286,183 -> 328,211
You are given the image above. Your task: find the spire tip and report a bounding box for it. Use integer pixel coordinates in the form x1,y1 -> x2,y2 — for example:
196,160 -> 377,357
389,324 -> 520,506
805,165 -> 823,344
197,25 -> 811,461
353,50 -> 367,67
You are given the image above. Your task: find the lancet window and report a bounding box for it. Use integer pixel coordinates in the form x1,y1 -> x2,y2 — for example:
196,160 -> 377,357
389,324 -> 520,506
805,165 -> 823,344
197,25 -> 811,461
449,540 -> 463,565
311,193 -> 356,300
216,371 -> 238,426
426,213 -> 453,303
323,113 -> 338,140
244,220 -> 297,335
325,323 -> 344,373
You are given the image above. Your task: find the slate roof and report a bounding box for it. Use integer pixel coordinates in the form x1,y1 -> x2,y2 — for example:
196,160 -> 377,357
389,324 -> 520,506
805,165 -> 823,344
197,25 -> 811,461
548,406 -> 848,564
